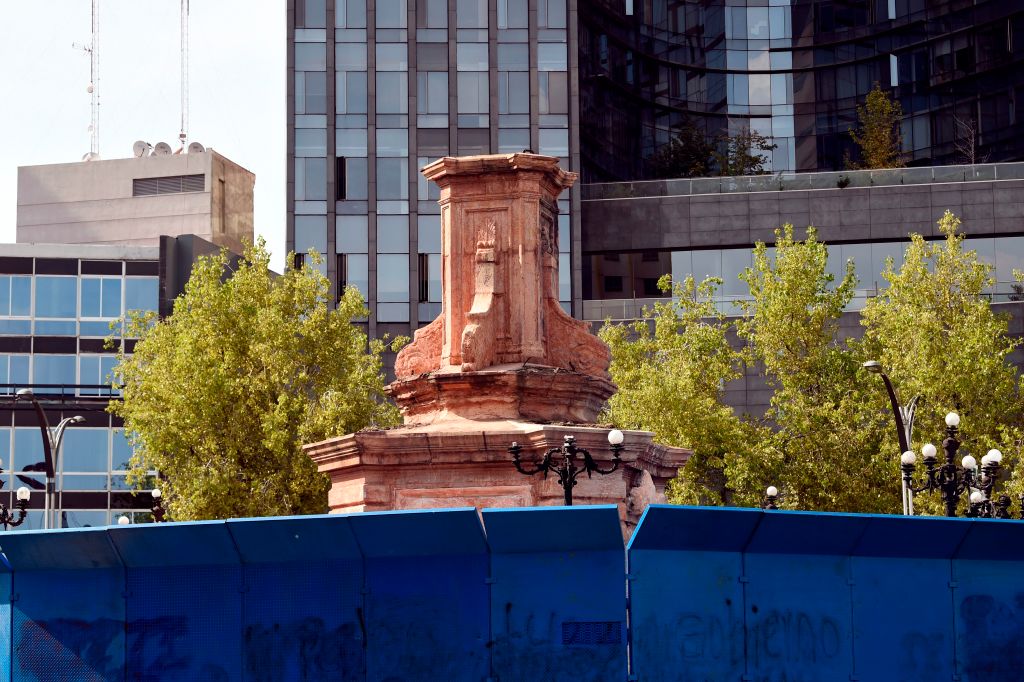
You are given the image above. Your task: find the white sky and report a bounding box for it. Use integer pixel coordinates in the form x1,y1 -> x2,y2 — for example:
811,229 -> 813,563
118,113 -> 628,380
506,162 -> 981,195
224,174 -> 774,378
0,0 -> 286,270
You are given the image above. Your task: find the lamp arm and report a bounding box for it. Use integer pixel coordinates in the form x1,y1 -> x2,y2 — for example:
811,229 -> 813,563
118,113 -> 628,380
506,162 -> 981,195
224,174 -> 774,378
25,398 -> 56,480
878,373 -> 909,454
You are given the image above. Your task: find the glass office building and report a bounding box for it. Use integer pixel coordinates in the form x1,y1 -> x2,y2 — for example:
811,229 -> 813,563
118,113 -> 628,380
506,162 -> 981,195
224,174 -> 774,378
0,240 -> 218,529
580,0 -> 1024,182
288,0 -> 577,341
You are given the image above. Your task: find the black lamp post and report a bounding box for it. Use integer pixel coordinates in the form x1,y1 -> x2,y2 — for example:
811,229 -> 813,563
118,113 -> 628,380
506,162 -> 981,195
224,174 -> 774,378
509,430 -> 625,506
14,389 -> 84,529
900,411 -> 1017,518
0,487 -> 31,530
863,361 -> 920,515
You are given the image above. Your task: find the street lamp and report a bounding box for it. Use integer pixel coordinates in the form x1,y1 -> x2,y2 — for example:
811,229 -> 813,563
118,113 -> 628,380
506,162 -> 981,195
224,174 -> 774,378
0,487 -> 31,530
14,388 -> 85,529
763,486 -> 780,510
508,430 -> 624,506
900,412 -> 1017,518
151,487 -> 166,522
863,361 -> 920,514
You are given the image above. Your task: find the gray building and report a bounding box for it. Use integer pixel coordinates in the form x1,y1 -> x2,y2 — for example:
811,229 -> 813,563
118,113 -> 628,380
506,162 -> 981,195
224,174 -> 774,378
18,150 -> 255,254
287,0 -> 576,346
580,163 -> 1024,415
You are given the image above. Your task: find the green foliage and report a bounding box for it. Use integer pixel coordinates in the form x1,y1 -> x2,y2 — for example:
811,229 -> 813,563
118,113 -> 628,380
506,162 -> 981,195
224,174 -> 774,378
111,240 -> 401,521
861,211 -> 1024,510
735,226 -> 894,512
603,214 -> 1024,514
713,127 -> 778,177
599,275 -> 756,505
648,120 -> 714,179
849,82 -> 905,169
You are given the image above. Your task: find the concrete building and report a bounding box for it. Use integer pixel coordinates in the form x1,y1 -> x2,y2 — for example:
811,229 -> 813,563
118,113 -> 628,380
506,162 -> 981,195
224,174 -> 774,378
17,150 -> 255,253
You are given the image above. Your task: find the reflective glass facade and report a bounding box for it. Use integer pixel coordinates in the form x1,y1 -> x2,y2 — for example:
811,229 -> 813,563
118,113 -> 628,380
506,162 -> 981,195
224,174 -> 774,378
288,0 -> 576,345
583,234 -> 1024,315
580,0 -> 1024,182
0,253 -> 161,529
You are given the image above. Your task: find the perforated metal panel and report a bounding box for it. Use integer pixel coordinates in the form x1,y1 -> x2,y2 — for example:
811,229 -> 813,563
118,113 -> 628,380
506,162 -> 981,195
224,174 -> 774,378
11,568 -> 124,682
242,559 -> 364,681
126,564 -> 242,681
365,553 -> 490,682
0,571 -> 11,682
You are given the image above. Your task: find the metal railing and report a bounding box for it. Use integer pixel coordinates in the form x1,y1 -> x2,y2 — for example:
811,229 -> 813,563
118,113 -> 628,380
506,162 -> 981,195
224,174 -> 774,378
0,384 -> 121,403
581,162 -> 1024,201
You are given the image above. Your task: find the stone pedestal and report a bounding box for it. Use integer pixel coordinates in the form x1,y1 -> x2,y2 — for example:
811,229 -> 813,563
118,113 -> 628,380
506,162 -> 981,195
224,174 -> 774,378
305,153 -> 690,528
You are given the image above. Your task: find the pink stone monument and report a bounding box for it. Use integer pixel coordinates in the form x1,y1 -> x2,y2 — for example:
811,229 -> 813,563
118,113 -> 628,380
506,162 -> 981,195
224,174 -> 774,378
305,153 -> 689,529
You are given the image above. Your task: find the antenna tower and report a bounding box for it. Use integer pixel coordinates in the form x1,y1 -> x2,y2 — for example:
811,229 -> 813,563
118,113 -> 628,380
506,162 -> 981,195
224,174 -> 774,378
74,0 -> 100,156
179,0 -> 190,148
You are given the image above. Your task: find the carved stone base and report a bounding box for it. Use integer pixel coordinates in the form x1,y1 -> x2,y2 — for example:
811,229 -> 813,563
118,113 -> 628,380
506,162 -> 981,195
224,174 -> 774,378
304,421 -> 691,533
387,363 -> 616,426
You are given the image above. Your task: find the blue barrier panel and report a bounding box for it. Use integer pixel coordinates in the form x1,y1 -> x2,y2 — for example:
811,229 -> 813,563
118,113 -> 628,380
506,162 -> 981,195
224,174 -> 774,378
227,514 -> 366,681
952,518 -> 1024,681
0,549 -> 10,682
627,505 -> 761,681
483,505 -> 626,682
850,514 -> 968,681
349,508 -> 489,682
0,527 -> 125,681
743,511 -> 868,681
110,521 -> 242,681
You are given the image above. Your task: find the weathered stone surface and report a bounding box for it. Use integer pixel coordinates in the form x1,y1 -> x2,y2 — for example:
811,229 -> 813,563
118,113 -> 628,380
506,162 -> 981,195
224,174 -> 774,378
306,153 -> 690,529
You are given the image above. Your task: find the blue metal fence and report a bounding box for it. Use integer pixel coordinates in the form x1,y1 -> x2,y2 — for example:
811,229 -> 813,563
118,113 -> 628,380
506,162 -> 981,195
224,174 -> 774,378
1,504 -> 1023,681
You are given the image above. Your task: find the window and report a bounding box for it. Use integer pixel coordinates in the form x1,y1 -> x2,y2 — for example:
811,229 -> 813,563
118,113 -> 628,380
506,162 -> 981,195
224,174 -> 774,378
79,355 -> 119,396
377,129 -> 409,157
342,254 -> 368,298
0,275 -> 31,316
80,277 -> 121,319
35,276 -> 77,319
132,175 -> 205,196
498,0 -> 528,28
295,216 -> 328,257
336,0 -> 367,28
456,0 -> 487,28
295,157 -> 328,201
336,72 -> 368,113
457,73 -> 489,114
417,253 -> 442,303
295,43 -> 327,71
295,128 -> 328,157
417,0 -> 447,27
0,354 -> 29,392
417,72 -> 449,115
62,428 -> 110,473
457,43 -> 489,71
34,355 -> 77,390
378,255 -> 410,302
537,0 -> 566,28
376,43 -> 408,71
125,278 -> 159,313
538,72 -> 567,114
538,44 -> 567,72
377,159 -> 409,200
376,0 -> 407,28
337,216 -> 369,254
378,216 -> 409,253
376,73 -> 409,114
296,0 -> 326,27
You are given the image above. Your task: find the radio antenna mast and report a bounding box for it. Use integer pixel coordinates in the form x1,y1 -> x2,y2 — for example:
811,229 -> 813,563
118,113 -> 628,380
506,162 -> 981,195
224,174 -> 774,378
179,0 -> 189,149
74,0 -> 100,157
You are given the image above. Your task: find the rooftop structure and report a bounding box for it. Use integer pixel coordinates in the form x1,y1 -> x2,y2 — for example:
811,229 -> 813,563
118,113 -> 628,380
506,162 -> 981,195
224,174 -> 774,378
17,150 -> 254,253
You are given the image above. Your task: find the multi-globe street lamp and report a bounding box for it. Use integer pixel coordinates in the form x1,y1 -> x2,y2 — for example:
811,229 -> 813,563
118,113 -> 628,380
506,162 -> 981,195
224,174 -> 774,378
14,388 -> 84,529
509,430 -> 625,506
899,411 -> 1017,518
0,487 -> 32,530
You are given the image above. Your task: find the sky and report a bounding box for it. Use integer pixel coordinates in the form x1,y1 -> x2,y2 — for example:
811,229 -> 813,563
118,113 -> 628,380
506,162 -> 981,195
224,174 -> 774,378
0,0 -> 286,269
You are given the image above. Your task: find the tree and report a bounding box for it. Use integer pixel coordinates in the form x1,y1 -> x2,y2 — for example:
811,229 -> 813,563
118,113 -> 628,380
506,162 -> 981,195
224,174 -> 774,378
733,226 -> 895,512
648,119 -> 714,179
860,211 -> 1023,510
111,240 -> 401,520
849,82 -> 905,169
599,275 -> 757,505
713,127 -> 778,176
954,115 -> 988,166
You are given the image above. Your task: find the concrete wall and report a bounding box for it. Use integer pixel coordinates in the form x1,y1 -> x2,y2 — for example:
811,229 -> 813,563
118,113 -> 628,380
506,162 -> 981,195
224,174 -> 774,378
16,151 -> 254,252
